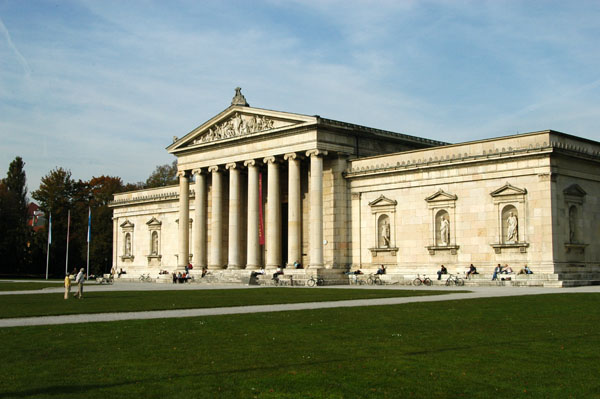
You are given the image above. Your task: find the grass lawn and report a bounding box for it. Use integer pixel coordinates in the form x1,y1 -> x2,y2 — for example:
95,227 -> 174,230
0,288 -> 458,319
0,281 -> 64,291
1,293 -> 598,398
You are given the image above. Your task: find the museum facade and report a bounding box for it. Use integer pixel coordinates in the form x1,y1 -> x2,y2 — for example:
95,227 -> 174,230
110,89 -> 600,286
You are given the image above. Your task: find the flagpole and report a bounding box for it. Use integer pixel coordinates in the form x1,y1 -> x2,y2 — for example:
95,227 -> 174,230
46,212 -> 51,280
65,209 -> 70,275
86,207 -> 91,280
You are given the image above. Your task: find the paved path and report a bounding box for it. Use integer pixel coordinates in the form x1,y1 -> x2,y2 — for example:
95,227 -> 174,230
0,283 -> 598,328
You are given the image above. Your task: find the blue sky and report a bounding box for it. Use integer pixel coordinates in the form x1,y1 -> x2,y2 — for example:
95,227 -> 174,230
1,0 -> 599,193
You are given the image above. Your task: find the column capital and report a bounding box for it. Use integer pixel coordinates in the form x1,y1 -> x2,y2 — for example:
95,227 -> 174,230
177,170 -> 189,178
225,162 -> 239,170
263,156 -> 280,164
192,168 -> 204,176
306,149 -> 328,158
244,159 -> 257,167
284,152 -> 304,161
208,165 -> 220,173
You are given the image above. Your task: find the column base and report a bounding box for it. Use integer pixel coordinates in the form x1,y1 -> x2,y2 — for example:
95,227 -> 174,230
265,264 -> 280,270
228,264 -> 243,270
309,263 -> 324,269
208,264 -> 227,270
245,264 -> 260,270
176,265 -> 187,271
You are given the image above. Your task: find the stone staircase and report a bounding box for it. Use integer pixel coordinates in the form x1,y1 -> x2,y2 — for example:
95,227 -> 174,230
112,268 -> 600,288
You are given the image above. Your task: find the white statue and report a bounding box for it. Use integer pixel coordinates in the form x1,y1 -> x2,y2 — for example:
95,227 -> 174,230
125,234 -> 132,256
506,212 -> 518,243
440,216 -> 450,245
380,220 -> 391,248
151,232 -> 158,255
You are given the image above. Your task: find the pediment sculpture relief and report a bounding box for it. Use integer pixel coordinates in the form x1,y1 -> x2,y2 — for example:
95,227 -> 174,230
193,113 -> 288,144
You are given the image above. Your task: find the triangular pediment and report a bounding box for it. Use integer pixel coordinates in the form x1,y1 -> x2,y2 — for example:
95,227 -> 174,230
146,217 -> 162,227
368,195 -> 397,207
120,219 -> 134,228
168,106 -> 316,153
425,189 -> 457,202
563,184 -> 586,197
490,182 -> 527,197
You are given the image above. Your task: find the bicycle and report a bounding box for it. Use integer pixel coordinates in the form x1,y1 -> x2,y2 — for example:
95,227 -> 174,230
445,274 -> 464,286
139,273 -> 152,282
306,276 -> 324,287
367,274 -> 383,285
412,274 -> 432,286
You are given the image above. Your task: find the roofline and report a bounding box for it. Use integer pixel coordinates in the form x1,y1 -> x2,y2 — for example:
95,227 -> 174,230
349,129 -> 593,163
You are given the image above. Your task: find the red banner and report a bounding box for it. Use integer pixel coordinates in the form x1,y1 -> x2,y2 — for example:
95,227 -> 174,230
258,172 -> 265,245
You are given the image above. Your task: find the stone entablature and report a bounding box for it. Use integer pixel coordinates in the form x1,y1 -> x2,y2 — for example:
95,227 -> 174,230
344,130 -> 600,177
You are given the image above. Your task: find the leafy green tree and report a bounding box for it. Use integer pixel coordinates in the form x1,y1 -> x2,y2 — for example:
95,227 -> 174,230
83,176 -> 124,275
32,168 -> 76,277
145,160 -> 178,188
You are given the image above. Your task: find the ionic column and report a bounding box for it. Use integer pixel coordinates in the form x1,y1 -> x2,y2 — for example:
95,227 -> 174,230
307,150 -> 327,268
284,153 -> 302,266
245,160 -> 260,269
177,170 -> 190,271
193,169 -> 207,268
208,165 -> 224,269
226,163 -> 242,269
264,156 -> 281,269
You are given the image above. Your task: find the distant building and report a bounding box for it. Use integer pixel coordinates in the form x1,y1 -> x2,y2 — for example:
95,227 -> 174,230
27,203 -> 46,232
110,89 -> 600,286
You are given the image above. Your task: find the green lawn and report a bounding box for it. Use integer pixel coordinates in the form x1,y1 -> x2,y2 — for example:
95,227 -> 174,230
0,288 -> 457,318
0,281 -> 64,291
0,293 -> 598,398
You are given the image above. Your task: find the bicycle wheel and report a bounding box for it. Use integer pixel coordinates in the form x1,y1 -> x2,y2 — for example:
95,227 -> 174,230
317,278 -> 324,286
456,278 -> 464,286
445,278 -> 452,286
375,277 -> 383,285
413,278 -> 422,286
424,278 -> 432,286
366,276 -> 374,285
307,278 -> 316,287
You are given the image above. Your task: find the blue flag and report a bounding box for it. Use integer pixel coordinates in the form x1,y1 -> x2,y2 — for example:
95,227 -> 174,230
87,207 -> 91,243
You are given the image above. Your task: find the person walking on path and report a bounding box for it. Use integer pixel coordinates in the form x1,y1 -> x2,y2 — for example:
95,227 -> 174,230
74,268 -> 85,299
63,274 -> 71,299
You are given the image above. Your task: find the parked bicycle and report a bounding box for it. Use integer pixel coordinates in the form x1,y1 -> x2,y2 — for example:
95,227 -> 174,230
412,274 -> 432,286
139,273 -> 152,282
445,274 -> 465,286
367,274 -> 383,285
307,276 -> 324,287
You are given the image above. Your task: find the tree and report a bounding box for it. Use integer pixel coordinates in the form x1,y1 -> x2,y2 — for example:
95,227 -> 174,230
145,160 -> 178,188
32,168 -> 76,277
0,157 -> 29,275
84,176 -> 124,275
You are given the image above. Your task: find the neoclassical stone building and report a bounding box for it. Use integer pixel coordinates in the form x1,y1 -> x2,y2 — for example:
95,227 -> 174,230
110,89 -> 600,285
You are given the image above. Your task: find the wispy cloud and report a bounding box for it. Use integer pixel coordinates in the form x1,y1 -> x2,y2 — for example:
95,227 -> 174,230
0,0 -> 599,191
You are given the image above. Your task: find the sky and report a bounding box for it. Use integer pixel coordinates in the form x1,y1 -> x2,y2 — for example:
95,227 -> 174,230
1,0 -> 599,194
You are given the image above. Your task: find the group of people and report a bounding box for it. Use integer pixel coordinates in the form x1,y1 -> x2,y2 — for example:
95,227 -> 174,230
436,264 -> 479,280
64,268 -> 86,299
110,267 -> 127,278
436,263 -> 533,281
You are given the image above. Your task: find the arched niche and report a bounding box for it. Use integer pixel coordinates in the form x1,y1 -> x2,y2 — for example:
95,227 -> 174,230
436,209 -> 450,246
501,204 -> 519,244
377,214 -> 391,248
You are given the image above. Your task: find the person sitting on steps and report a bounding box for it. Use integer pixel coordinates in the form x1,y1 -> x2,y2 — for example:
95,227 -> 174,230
466,264 -> 479,278
437,265 -> 448,280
